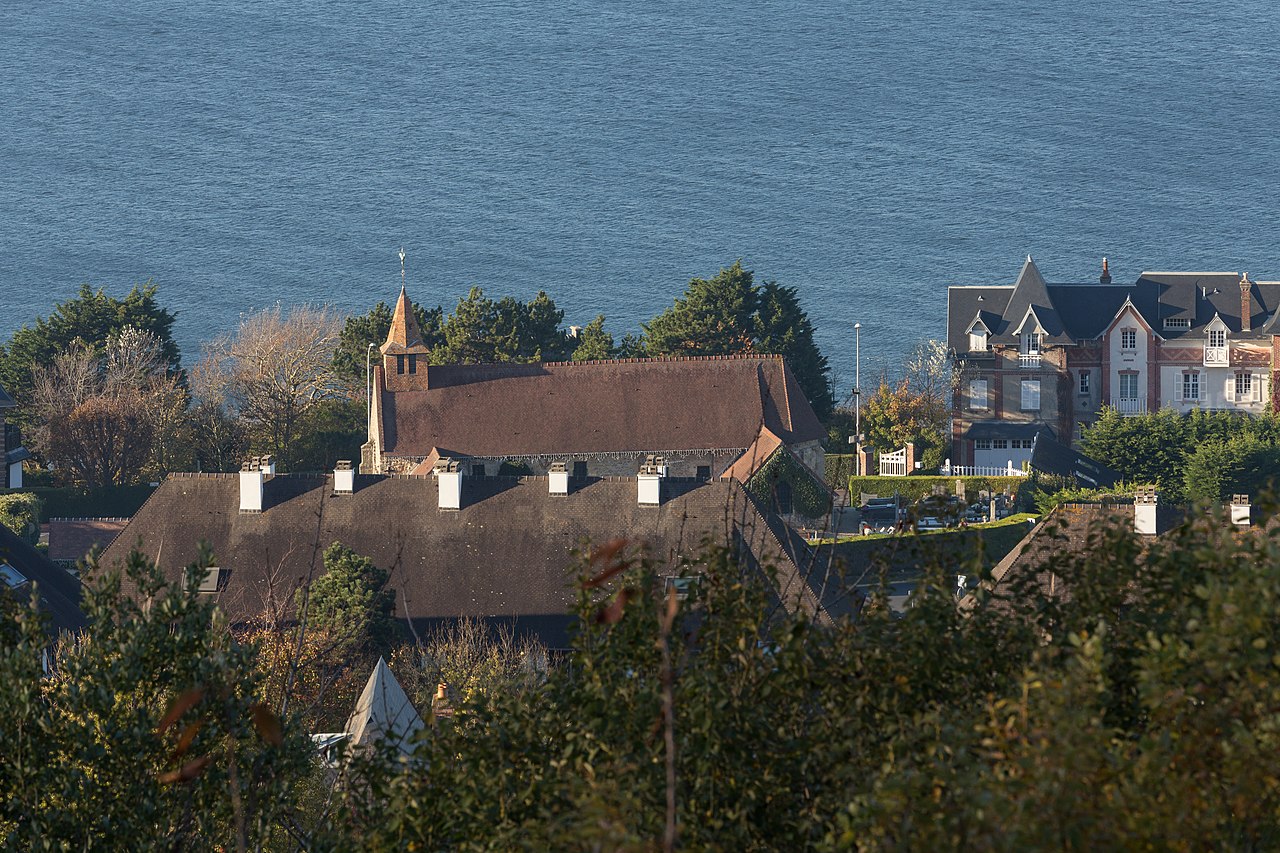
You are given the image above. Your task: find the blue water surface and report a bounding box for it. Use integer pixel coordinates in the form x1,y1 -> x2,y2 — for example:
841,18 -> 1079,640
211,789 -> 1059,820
2,0 -> 1279,393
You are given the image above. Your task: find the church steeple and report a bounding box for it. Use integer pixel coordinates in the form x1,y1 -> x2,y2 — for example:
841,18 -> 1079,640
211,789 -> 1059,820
381,285 -> 425,355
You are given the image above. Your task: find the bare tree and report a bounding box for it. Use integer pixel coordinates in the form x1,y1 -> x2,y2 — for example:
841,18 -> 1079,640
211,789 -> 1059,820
28,328 -> 186,487
195,305 -> 342,466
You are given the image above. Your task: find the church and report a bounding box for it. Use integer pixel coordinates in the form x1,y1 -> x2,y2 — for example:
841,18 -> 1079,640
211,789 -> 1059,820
361,285 -> 828,485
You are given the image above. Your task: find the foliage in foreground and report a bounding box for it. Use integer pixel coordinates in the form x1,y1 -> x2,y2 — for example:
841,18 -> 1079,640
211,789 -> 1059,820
7,510 -> 1280,849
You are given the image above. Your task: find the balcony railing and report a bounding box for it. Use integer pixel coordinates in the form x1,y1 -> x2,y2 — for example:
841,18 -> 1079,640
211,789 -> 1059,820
1112,396 -> 1147,415
1018,352 -> 1042,369
1204,346 -> 1228,366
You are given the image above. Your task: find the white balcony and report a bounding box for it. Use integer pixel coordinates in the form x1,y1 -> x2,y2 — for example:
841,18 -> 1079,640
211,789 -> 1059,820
1018,352 -> 1042,369
1112,396 -> 1147,416
1204,346 -> 1228,366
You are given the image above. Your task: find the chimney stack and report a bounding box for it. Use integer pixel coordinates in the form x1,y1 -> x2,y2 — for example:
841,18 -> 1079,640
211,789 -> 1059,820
1230,494 -> 1251,527
239,459 -> 264,514
334,460 -> 354,495
1100,257 -> 1111,284
638,454 -> 666,506
435,458 -> 462,511
1241,273 -> 1252,332
1134,486 -> 1158,536
548,461 -> 569,496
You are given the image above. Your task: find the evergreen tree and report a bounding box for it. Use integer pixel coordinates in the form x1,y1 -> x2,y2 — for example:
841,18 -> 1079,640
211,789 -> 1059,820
571,315 -> 615,361
298,542 -> 399,654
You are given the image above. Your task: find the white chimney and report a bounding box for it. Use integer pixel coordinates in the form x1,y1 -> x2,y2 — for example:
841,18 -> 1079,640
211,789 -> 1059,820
334,460 -> 355,495
549,461 -> 569,496
435,458 -> 462,511
638,454 -> 665,506
1230,494 -> 1251,527
1134,486 -> 1158,536
239,460 -> 264,514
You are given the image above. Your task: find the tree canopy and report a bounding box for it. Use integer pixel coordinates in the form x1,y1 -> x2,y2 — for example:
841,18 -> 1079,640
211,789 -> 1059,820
0,283 -> 180,420
644,262 -> 833,417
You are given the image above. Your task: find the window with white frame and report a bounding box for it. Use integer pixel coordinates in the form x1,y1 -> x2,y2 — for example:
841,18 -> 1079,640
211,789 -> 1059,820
1182,371 -> 1200,401
1163,318 -> 1191,330
1121,328 -> 1137,350
1020,379 -> 1041,411
968,379 -> 988,410
991,439 -> 1009,449
1235,372 -> 1256,401
1021,331 -> 1041,353
1209,328 -> 1226,348
1079,370 -> 1090,395
975,439 -> 992,450
1118,373 -> 1139,399
969,329 -> 988,352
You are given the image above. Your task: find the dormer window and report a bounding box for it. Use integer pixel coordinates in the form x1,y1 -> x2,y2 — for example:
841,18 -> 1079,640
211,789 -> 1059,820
1208,328 -> 1226,348
968,329 -> 988,352
1021,332 -> 1041,354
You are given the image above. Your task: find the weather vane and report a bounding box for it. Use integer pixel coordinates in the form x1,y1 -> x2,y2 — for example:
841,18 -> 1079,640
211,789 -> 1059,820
399,247 -> 406,288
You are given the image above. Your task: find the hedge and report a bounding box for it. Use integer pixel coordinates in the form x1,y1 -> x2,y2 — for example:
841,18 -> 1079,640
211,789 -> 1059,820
845,475 -> 1027,505
0,485 -> 156,520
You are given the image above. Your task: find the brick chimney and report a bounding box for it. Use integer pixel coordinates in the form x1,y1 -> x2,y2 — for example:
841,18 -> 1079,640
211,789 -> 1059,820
239,459 -> 264,514
1100,257 -> 1111,284
1134,486 -> 1158,536
333,460 -> 354,495
548,461 -> 569,496
638,454 -> 666,506
1241,273 -> 1252,332
435,458 -> 462,511
1230,494 -> 1251,527
904,442 -> 917,472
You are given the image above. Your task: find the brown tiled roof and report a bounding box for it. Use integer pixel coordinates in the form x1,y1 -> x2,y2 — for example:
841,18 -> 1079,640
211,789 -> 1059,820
94,473 -> 822,647
47,518 -> 131,563
720,426 -> 785,483
382,355 -> 825,460
380,286 -> 428,355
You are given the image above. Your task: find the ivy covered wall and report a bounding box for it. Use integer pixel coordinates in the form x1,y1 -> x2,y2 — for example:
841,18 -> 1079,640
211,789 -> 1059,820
746,448 -> 830,520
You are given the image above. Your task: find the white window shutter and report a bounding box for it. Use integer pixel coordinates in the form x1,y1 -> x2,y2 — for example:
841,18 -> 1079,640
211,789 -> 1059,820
1253,375 -> 1262,402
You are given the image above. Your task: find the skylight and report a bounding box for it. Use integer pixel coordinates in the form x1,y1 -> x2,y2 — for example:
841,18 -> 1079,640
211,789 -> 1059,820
0,563 -> 28,589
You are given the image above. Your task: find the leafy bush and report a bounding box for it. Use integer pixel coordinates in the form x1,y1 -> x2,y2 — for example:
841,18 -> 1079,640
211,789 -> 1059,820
847,475 -> 1025,504
0,492 -> 41,544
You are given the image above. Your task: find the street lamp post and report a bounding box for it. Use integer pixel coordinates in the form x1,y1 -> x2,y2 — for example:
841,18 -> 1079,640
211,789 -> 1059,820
854,322 -> 862,475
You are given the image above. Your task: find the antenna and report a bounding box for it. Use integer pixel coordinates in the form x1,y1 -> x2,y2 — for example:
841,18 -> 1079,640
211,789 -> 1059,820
398,247 -> 407,289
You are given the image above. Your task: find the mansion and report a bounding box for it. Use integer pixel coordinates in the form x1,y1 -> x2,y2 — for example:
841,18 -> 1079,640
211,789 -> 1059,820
948,257 -> 1280,470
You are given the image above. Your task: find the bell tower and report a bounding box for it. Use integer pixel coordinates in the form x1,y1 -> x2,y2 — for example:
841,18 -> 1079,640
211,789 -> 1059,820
380,249 -> 432,390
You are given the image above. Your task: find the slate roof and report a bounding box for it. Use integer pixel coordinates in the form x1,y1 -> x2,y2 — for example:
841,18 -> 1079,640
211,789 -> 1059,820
0,523 -> 85,636
47,518 -> 131,564
382,355 -> 825,460
0,385 -> 15,408
947,261 -> 1280,350
1029,434 -> 1121,488
95,473 -> 823,647
345,657 -> 424,754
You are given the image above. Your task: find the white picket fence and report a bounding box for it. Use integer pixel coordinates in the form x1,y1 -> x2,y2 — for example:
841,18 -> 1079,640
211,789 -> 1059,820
940,460 -> 1028,478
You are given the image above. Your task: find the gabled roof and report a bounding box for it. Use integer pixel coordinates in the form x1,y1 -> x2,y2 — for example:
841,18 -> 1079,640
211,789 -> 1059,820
381,355 -> 825,460
990,257 -> 1071,345
0,523 -> 85,636
948,262 -> 1280,348
95,473 -> 824,647
345,657 -> 424,754
47,518 -> 131,564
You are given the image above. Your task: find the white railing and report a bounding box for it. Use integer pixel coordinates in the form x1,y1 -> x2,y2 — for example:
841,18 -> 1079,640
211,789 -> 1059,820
1204,346 -> 1228,366
1112,396 -> 1147,415
941,461 -> 1029,478
879,447 -> 908,477
1019,352 -> 1042,369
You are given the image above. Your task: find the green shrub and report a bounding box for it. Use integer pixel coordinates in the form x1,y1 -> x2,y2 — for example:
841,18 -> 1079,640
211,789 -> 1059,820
0,493 -> 41,545
846,475 -> 1025,504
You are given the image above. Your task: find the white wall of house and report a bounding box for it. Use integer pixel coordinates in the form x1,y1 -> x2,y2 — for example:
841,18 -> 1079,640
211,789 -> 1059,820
973,439 -> 1034,471
1108,311 -> 1148,413
1160,363 -> 1269,413
7,461 -> 20,489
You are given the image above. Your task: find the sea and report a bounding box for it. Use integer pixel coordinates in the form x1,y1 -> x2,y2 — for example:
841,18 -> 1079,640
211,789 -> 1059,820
3,0 -> 1280,396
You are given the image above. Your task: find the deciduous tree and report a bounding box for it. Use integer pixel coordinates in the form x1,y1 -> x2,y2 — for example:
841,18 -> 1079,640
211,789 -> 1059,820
195,305 -> 342,468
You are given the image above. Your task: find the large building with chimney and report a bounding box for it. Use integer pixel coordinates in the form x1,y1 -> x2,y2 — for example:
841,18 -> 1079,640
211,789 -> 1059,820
94,287 -> 836,645
948,257 -> 1280,471
361,286 -> 827,483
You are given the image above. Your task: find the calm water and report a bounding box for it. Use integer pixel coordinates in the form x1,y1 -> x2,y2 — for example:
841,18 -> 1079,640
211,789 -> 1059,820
3,1 -> 1280,395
